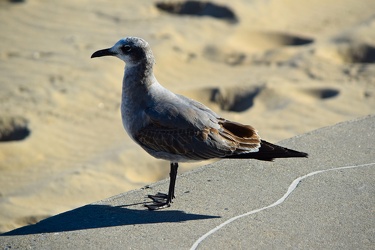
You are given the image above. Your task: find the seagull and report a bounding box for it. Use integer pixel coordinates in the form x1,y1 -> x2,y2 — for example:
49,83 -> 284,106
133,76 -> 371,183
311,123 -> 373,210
91,37 -> 308,210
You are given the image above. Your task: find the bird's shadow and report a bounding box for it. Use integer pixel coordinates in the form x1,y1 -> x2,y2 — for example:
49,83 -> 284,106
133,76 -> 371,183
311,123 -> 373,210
2,202 -> 220,236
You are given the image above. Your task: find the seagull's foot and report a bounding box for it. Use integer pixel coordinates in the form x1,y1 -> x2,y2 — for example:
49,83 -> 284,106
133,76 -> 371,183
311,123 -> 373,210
145,202 -> 171,210
145,192 -> 173,210
147,192 -> 168,203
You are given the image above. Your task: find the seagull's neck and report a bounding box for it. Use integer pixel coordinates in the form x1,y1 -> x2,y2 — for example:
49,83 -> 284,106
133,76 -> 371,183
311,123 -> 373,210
121,60 -> 164,120
123,61 -> 157,92
120,60 -> 159,136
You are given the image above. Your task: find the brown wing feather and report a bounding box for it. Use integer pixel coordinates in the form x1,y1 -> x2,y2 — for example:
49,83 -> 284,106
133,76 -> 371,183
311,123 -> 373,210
135,125 -> 196,155
135,119 -> 262,160
218,120 -> 261,153
135,116 -> 307,161
135,124 -> 232,160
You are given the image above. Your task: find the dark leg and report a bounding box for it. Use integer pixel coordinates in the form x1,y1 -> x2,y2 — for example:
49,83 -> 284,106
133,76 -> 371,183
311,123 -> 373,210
145,162 -> 179,210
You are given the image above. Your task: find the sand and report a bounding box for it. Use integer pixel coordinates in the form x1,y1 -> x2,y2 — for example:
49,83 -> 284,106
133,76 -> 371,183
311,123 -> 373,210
0,0 -> 374,233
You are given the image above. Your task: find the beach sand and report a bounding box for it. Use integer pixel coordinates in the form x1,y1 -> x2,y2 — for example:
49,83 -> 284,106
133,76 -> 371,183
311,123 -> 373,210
0,0 -> 374,233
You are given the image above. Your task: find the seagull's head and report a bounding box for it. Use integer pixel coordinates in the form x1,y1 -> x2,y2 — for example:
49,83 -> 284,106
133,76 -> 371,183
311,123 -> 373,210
91,37 -> 154,66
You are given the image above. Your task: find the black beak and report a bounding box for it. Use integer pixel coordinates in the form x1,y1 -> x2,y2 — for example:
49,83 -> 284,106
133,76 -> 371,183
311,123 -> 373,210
91,48 -> 116,58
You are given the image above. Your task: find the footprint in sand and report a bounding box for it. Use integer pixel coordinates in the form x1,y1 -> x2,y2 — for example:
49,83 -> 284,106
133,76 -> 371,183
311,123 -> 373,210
245,31 -> 314,48
301,88 -> 340,100
0,116 -> 30,142
315,42 -> 375,64
347,44 -> 375,63
155,0 -> 238,23
183,85 -> 265,112
208,85 -> 265,112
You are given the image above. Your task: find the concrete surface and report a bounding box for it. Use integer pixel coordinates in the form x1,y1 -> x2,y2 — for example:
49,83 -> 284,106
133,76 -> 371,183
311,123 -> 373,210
1,115 -> 374,249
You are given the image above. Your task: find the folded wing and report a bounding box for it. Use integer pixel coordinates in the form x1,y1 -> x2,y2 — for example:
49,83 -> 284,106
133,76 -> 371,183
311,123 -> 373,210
135,113 -> 262,161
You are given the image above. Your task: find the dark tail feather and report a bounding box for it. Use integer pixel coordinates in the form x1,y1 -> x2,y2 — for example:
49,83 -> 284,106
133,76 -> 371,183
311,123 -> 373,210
225,140 -> 308,161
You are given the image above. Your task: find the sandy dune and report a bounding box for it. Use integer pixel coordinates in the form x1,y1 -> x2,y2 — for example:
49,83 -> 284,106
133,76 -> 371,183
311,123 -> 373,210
0,0 -> 374,233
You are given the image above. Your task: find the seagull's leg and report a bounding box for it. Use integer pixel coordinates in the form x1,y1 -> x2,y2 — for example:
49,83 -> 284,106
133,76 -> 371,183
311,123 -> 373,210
168,162 -> 178,200
146,162 -> 179,210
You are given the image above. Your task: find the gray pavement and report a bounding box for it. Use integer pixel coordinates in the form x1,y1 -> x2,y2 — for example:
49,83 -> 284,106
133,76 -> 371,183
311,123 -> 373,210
1,115 -> 374,249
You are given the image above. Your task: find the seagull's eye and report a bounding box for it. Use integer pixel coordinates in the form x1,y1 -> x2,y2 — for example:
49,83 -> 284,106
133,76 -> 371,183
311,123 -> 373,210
120,45 -> 132,54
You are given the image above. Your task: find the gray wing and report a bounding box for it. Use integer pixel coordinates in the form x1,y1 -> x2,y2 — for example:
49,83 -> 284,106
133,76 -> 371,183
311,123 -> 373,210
134,96 -> 261,160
